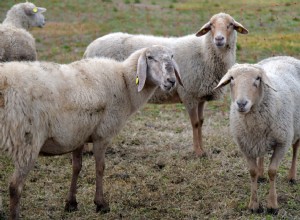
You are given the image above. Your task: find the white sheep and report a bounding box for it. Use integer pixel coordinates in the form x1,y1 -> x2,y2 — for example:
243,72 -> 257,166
0,45 -> 182,219
0,2 -> 46,62
214,56 -> 300,215
83,12 -> 248,156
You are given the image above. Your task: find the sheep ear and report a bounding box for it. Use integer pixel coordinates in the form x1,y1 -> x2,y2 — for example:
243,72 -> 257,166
137,52 -> 147,92
172,59 -> 183,87
261,72 -> 277,92
214,72 -> 232,90
196,22 -> 211,37
233,20 -> 248,34
24,5 -> 46,16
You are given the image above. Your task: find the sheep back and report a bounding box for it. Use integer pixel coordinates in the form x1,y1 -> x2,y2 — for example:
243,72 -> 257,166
84,32 -> 235,109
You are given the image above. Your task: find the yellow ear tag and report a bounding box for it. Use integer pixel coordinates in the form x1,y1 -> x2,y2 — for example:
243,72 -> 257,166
136,77 -> 139,85
238,27 -> 243,33
33,7 -> 38,13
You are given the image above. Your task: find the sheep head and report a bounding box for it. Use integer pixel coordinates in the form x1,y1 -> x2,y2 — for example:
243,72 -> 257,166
23,2 -> 47,28
214,64 -> 275,114
196,13 -> 248,48
137,45 -> 183,92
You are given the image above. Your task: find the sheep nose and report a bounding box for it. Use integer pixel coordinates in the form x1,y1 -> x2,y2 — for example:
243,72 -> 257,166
237,100 -> 248,109
167,78 -> 176,86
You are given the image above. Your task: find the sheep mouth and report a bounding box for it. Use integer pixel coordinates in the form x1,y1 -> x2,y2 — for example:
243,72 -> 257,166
237,108 -> 250,114
163,84 -> 175,91
215,42 -> 225,47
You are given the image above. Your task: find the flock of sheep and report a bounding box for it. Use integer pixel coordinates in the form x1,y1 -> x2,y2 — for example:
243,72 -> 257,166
0,2 -> 299,219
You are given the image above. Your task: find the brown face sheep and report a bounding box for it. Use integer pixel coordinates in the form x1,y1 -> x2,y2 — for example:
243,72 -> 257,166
83,12 -> 248,157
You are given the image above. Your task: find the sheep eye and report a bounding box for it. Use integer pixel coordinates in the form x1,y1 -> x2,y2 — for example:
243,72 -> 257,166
230,76 -> 234,81
171,55 -> 174,59
227,23 -> 234,29
147,56 -> 154,60
256,76 -> 261,81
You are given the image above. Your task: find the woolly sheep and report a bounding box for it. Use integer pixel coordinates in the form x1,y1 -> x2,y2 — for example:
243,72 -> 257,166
0,2 -> 46,62
83,12 -> 248,156
214,56 -> 300,214
0,45 -> 182,219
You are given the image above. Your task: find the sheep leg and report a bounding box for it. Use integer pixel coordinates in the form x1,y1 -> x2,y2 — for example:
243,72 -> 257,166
257,157 -> 266,183
65,145 -> 84,212
10,153 -> 38,220
188,101 -> 206,157
266,147 -> 285,215
93,140 -> 110,213
288,140 -> 299,184
246,157 -> 263,213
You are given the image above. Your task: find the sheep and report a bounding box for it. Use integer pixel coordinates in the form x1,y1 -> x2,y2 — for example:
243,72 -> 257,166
0,45 -> 182,219
0,2 -> 46,62
214,56 -> 300,215
83,12 -> 248,157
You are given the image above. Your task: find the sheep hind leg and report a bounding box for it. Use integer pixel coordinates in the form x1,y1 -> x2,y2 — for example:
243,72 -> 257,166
288,140 -> 299,184
10,151 -> 38,220
93,140 -> 110,213
267,147 -> 286,215
188,101 -> 206,157
65,145 -> 84,212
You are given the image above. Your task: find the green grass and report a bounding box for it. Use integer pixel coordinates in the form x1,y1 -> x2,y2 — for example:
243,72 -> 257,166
0,0 -> 300,219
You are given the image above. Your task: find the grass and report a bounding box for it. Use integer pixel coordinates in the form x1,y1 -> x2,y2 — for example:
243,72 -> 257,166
0,0 -> 300,219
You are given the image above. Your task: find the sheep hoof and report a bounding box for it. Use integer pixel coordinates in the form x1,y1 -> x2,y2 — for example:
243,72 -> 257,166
96,203 -> 110,214
288,179 -> 297,185
257,177 -> 267,183
195,151 -> 207,158
250,204 -> 264,214
267,208 -> 278,215
64,201 -> 78,212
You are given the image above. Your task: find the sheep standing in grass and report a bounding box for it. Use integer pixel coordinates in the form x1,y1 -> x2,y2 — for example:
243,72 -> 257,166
83,12 -> 248,157
0,45 -> 181,219
214,56 -> 300,214
0,2 -> 46,61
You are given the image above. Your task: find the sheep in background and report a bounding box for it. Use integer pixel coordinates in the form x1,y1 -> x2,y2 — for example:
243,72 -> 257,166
0,2 -> 46,62
83,12 -> 248,157
214,56 -> 300,214
0,45 -> 181,219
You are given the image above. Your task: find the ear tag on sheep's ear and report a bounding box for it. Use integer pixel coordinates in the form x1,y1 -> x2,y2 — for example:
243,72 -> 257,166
32,7 -> 38,13
237,27 -> 243,33
136,77 -> 139,85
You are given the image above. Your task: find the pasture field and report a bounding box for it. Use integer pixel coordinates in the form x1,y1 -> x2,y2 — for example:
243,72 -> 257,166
0,0 -> 299,219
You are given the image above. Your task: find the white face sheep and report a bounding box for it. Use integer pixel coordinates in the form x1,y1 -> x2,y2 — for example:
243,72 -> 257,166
0,2 -> 46,61
214,56 -> 300,215
0,45 -> 181,219
83,12 -> 248,157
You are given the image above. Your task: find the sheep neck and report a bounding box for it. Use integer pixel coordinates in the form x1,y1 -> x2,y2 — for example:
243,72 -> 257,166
122,57 -> 158,115
3,14 -> 29,30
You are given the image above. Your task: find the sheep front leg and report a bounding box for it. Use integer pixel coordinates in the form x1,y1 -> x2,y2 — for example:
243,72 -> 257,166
187,101 -> 206,157
288,140 -> 299,184
246,157 -> 263,213
10,153 -> 38,220
93,140 -> 110,213
65,145 -> 84,212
